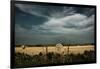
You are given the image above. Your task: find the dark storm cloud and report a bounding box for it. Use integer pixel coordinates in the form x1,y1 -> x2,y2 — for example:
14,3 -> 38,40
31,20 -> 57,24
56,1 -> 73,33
15,3 -> 95,45
75,7 -> 95,16
15,6 -> 47,30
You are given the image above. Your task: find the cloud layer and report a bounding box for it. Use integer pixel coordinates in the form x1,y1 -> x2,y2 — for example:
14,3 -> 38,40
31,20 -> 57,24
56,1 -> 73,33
15,3 -> 95,45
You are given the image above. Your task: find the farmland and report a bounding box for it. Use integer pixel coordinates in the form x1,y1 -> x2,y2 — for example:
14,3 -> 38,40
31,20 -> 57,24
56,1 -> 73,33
15,45 -> 94,56
14,45 -> 95,68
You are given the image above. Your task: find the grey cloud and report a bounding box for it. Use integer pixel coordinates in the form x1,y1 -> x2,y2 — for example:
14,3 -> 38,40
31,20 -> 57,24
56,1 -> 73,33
31,14 -> 94,34
15,4 -> 94,34
15,4 -> 77,19
15,4 -> 50,18
15,3 -> 95,44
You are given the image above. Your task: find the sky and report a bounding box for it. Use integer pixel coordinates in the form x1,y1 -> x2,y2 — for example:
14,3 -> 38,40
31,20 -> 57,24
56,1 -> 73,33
15,3 -> 95,45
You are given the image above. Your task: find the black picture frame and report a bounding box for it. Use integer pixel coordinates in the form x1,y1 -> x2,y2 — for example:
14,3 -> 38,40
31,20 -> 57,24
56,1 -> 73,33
11,1 -> 96,68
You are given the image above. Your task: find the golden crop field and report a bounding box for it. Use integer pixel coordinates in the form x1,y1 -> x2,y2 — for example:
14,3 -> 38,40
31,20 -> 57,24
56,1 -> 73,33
15,45 -> 94,56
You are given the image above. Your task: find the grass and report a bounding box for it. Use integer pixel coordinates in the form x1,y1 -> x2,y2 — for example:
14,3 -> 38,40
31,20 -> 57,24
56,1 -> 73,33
14,50 -> 96,68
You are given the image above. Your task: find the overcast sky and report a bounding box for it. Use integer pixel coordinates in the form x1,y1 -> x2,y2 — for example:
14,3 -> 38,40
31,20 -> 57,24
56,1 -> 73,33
15,3 -> 95,45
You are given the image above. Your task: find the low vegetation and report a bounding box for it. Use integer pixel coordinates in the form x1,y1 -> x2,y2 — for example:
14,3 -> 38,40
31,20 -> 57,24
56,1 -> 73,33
15,50 -> 96,68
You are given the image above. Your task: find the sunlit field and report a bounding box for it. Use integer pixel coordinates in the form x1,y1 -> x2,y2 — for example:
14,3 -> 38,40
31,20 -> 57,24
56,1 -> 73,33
15,45 -> 94,55
15,45 -> 95,68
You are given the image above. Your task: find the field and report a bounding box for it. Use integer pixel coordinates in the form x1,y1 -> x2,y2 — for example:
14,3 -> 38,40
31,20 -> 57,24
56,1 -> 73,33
14,45 -> 96,68
15,45 -> 94,55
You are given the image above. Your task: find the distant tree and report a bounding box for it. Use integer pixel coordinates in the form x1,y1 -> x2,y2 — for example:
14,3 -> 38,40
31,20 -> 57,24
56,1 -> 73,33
39,52 -> 43,56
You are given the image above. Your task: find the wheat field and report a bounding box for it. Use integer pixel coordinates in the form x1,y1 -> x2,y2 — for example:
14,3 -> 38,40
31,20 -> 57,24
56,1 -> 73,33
15,45 -> 94,56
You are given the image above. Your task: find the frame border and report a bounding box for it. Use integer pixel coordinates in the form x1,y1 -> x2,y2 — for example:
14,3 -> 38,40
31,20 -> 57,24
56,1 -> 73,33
11,1 -> 97,68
